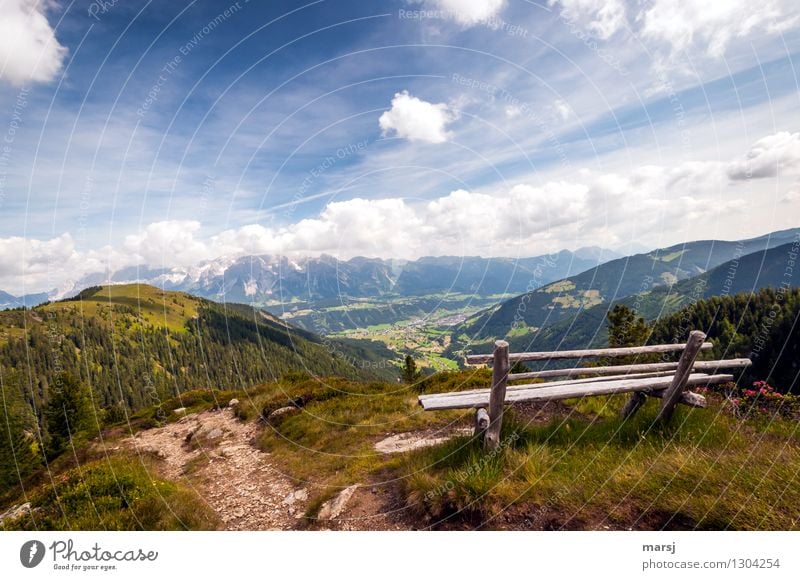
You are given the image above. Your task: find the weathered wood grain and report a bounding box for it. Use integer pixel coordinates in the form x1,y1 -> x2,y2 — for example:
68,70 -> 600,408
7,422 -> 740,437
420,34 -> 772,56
508,358 -> 751,381
466,342 -> 713,365
419,371 -> 677,401
419,373 -> 731,411
485,340 -> 509,451
657,331 -> 707,422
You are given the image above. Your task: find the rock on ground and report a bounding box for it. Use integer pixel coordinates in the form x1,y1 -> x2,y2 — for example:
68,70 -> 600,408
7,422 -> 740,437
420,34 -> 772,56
374,428 -> 472,454
318,485 -> 359,521
0,502 -> 31,525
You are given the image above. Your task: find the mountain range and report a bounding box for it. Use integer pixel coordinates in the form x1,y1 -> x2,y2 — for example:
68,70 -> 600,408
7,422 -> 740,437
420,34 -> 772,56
0,249 -> 622,310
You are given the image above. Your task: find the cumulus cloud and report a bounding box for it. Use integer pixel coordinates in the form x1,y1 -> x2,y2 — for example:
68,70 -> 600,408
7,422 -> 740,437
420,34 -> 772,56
727,131 -> 800,180
0,233 -> 79,294
6,132 -> 798,294
416,0 -> 506,26
211,199 -> 425,258
0,0 -> 67,86
123,220 -> 209,268
379,91 -> 457,143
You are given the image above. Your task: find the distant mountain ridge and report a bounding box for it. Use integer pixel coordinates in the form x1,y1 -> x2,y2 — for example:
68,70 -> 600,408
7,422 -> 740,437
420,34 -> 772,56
455,227 -> 800,345
457,236 -> 800,355
0,290 -> 50,310
1,250 -> 620,310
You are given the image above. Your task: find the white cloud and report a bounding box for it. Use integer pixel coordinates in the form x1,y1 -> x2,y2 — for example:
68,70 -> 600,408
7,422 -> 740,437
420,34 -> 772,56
212,199 -> 425,258
549,0 -> 627,39
0,233 -> 95,295
552,99 -> 572,121
0,0 -> 67,86
504,104 -> 522,119
379,91 -> 457,144
782,181 -> 800,204
417,0 -> 506,26
727,131 -> 800,180
5,132 -> 798,294
123,221 -> 209,268
640,0 -> 799,59
0,233 -> 74,276
549,0 -> 799,60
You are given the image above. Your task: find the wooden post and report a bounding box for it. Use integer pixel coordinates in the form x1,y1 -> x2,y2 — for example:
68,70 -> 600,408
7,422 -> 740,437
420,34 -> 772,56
474,408 -> 490,436
621,391 -> 647,419
485,340 -> 509,451
656,330 -> 707,423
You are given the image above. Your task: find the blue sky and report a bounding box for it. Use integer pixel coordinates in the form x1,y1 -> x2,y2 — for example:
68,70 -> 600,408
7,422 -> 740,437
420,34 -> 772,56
1,0 -> 799,293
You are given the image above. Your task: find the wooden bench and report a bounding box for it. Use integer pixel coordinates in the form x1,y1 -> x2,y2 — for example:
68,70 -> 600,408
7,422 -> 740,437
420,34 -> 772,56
419,331 -> 751,450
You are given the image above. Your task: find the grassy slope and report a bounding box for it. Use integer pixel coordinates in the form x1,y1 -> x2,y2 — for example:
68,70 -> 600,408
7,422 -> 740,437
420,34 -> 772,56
2,455 -> 218,531
3,369 -> 798,530
0,283 -> 393,393
401,394 -> 800,530
248,371 -> 800,530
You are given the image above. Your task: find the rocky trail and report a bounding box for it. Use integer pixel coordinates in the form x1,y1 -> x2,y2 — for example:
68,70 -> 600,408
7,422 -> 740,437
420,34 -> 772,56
117,404 -> 455,530
122,405 -> 306,530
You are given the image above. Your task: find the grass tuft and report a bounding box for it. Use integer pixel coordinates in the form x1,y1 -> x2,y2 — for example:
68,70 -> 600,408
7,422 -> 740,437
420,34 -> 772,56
2,455 -> 218,530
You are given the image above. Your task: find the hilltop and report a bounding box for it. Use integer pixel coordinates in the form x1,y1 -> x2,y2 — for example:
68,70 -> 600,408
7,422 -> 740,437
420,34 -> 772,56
0,284 -> 394,417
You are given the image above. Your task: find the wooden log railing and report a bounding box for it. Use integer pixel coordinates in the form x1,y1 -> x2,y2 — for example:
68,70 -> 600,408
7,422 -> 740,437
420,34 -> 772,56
465,342 -> 714,365
507,358 -> 752,382
419,333 -> 751,451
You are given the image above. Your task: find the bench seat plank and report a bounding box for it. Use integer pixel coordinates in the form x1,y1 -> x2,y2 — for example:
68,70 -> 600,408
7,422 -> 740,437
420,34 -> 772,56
419,371 -> 678,402
419,373 -> 732,411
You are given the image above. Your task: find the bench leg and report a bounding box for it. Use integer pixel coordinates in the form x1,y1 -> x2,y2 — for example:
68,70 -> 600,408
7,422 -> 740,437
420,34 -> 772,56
621,391 -> 647,419
657,331 -> 707,423
474,408 -> 490,436
485,340 -> 509,451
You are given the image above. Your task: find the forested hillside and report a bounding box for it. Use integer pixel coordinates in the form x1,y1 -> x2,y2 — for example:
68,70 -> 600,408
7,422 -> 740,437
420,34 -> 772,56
456,229 -> 799,343
649,287 -> 799,393
454,239 -> 799,359
0,284 -> 384,418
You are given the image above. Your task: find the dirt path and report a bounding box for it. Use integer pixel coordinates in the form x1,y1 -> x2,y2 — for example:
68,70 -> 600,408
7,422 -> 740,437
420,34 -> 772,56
122,407 -> 306,530
117,406 -> 440,530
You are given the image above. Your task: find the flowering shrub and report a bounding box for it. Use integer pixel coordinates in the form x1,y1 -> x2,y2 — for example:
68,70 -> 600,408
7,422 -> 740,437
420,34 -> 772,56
727,381 -> 800,419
